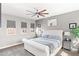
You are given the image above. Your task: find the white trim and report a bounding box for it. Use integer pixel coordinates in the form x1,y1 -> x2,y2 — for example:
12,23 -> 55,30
0,42 -> 23,50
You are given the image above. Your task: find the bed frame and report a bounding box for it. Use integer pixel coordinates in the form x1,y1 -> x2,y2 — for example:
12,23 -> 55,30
23,30 -> 63,56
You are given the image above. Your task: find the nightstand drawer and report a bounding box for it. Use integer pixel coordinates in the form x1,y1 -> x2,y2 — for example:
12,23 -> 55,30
63,42 -> 71,49
63,40 -> 71,50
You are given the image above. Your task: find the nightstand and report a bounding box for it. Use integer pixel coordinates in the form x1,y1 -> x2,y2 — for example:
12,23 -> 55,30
63,38 -> 71,51
63,32 -> 71,51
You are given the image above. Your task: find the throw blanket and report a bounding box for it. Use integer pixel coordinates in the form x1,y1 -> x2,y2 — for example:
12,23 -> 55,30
30,37 -> 60,55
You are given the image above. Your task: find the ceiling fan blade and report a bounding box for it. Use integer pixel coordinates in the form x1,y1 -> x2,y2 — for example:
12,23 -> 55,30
26,10 -> 35,14
42,13 -> 49,14
39,9 -> 47,13
39,14 -> 45,17
26,14 -> 33,15
31,14 -> 36,17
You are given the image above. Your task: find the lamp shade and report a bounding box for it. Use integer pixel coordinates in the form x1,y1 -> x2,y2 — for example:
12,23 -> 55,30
64,32 -> 70,36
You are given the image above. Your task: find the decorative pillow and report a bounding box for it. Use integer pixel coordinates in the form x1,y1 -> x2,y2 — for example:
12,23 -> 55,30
48,35 -> 60,40
42,35 -> 49,38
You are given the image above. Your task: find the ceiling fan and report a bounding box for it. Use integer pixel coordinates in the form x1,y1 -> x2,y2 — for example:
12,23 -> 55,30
26,8 -> 49,18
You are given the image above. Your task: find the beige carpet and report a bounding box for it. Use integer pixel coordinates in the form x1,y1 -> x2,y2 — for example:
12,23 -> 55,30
0,44 -> 79,56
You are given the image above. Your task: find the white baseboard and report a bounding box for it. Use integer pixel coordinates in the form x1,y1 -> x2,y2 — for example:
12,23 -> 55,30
0,42 -> 23,50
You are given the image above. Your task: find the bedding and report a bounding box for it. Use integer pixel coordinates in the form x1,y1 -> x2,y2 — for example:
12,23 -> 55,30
23,30 -> 63,56
42,35 -> 49,38
41,31 -> 61,40
30,37 -> 61,55
48,35 -> 60,40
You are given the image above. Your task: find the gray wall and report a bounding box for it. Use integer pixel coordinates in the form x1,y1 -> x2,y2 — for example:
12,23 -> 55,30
36,10 -> 79,31
0,14 -> 36,49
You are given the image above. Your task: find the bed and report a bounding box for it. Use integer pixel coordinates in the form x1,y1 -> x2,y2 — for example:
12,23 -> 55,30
22,30 -> 63,56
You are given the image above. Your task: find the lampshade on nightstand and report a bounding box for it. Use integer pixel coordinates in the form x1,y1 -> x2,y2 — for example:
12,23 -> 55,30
64,32 -> 71,41
64,32 -> 70,36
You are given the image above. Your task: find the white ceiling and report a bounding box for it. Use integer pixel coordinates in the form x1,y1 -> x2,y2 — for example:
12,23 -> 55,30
2,3 -> 79,20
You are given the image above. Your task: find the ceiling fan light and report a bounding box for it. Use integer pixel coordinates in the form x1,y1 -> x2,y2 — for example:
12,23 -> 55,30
37,15 -> 39,18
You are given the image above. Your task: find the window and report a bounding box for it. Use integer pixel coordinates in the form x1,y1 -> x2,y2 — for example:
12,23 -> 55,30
21,22 -> 27,28
7,20 -> 16,28
30,23 -> 35,28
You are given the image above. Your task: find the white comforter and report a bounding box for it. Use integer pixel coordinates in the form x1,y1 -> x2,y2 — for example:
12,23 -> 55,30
29,37 -> 61,54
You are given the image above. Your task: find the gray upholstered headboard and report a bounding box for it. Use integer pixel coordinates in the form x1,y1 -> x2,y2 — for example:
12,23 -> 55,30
42,30 -> 63,41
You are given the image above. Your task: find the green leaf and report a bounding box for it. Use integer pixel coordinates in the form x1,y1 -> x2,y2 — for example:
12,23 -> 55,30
70,26 -> 79,38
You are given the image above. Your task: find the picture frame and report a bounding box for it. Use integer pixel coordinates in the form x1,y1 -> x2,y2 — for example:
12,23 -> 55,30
69,23 -> 77,29
48,19 -> 57,26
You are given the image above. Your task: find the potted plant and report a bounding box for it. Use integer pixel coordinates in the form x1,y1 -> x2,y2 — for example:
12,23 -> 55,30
70,26 -> 79,51
70,26 -> 79,40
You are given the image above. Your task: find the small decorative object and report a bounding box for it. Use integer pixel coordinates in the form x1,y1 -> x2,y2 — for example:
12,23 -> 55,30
69,23 -> 77,29
48,19 -> 57,26
31,29 -> 34,32
21,29 -> 27,34
23,30 -> 27,33
36,27 -> 44,37
38,24 -> 41,28
23,30 -> 24,32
